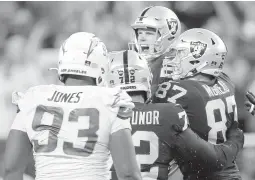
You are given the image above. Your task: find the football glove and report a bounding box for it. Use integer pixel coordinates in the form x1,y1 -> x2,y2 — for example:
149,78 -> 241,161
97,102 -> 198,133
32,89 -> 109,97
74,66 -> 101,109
226,121 -> 244,150
245,91 -> 255,115
112,89 -> 135,119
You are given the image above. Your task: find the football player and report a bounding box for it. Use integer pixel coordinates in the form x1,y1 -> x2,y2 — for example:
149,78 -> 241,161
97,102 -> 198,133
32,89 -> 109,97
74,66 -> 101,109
245,91 -> 255,115
154,28 -> 243,179
108,50 -> 244,180
4,32 -> 141,180
128,6 -> 181,95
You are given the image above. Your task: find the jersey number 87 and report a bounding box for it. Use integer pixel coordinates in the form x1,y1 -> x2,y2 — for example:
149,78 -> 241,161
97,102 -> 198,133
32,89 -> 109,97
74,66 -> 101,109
155,81 -> 238,144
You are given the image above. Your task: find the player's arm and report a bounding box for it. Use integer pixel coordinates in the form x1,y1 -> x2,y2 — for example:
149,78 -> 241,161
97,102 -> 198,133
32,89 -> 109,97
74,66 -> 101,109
245,91 -> 255,115
4,105 -> 32,180
109,93 -> 141,180
109,128 -> 141,180
170,120 -> 244,171
4,130 -> 32,180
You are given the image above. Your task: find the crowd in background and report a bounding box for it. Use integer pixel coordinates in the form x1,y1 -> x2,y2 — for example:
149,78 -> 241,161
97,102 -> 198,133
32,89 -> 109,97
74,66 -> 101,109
0,2 -> 255,180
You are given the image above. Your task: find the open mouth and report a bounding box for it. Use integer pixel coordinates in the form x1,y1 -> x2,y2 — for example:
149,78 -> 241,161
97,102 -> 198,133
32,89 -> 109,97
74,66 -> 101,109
140,45 -> 150,52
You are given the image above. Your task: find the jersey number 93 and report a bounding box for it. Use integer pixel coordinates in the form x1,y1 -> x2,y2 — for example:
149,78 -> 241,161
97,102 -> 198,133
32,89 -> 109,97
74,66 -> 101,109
32,105 -> 99,157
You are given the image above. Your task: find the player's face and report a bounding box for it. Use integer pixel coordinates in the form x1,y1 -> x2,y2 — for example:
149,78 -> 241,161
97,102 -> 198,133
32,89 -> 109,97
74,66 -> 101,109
137,28 -> 160,54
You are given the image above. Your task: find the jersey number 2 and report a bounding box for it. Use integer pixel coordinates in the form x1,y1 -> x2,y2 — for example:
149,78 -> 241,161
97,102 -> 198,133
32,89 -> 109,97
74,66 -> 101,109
32,105 -> 99,157
132,131 -> 159,178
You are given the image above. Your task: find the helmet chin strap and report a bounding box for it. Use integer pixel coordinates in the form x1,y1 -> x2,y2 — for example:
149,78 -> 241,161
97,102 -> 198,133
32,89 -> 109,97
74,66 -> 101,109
141,43 -> 166,63
140,52 -> 160,63
185,61 -> 208,78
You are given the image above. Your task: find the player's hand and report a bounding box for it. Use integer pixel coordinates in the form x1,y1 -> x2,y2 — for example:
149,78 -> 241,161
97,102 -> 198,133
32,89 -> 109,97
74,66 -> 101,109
245,91 -> 255,115
226,121 -> 244,150
112,89 -> 135,119
112,89 -> 134,109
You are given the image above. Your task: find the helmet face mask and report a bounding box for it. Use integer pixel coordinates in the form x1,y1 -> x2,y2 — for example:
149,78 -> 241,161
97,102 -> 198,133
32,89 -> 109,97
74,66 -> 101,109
108,50 -> 152,100
128,6 -> 181,61
162,47 -> 191,80
56,32 -> 109,86
162,28 -> 227,80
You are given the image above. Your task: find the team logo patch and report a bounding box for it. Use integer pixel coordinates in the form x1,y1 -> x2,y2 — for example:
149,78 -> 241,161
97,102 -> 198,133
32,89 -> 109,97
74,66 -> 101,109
110,80 -> 114,85
166,19 -> 178,35
190,41 -> 207,59
85,60 -> 91,66
129,69 -> 135,75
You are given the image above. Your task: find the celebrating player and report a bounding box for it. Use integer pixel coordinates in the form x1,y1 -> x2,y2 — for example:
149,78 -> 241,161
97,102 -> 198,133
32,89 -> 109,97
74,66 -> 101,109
154,28 -> 243,179
108,50 -> 244,180
129,6 -> 181,94
4,32 -> 141,180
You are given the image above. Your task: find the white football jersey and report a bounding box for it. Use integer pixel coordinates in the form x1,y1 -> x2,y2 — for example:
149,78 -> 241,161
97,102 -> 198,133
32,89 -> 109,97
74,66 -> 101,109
11,85 -> 133,180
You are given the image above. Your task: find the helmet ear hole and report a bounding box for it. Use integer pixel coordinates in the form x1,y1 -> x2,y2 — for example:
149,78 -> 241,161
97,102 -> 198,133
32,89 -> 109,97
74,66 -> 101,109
59,75 -> 68,83
190,60 -> 200,65
211,38 -> 216,45
168,37 -> 175,41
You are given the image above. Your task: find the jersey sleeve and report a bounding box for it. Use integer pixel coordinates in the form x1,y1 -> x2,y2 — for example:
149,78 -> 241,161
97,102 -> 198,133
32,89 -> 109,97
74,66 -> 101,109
11,111 -> 27,132
163,103 -> 189,134
16,86 -> 38,112
174,105 -> 189,132
110,113 -> 132,134
11,86 -> 40,132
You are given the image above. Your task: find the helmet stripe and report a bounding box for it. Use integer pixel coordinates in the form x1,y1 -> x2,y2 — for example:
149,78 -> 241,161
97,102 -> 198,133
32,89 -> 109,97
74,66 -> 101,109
123,50 -> 130,84
61,40 -> 67,55
87,37 -> 96,59
139,6 -> 153,21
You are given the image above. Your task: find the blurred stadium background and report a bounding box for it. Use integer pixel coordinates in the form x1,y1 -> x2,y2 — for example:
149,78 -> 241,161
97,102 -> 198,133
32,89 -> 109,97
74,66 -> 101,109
0,1 -> 255,180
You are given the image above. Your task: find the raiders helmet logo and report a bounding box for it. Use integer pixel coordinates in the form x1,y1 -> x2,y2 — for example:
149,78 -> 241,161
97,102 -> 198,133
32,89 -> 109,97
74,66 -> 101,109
117,70 -> 124,76
190,41 -> 207,59
110,80 -> 114,85
166,19 -> 178,35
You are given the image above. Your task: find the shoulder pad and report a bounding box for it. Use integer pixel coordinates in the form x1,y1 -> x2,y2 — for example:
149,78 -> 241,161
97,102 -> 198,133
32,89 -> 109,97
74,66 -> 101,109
14,85 -> 48,111
219,72 -> 235,89
12,91 -> 25,105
